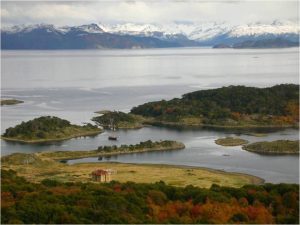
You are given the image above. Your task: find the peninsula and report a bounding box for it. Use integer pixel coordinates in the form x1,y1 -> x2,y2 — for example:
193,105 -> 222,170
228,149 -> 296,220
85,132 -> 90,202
37,140 -> 185,160
1,142 -> 262,188
129,84 -> 299,129
1,116 -> 102,143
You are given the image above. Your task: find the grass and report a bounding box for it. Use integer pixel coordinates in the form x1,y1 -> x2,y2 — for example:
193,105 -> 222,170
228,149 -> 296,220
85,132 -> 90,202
1,99 -> 24,106
1,153 -> 263,188
243,140 -> 299,154
215,137 -> 249,146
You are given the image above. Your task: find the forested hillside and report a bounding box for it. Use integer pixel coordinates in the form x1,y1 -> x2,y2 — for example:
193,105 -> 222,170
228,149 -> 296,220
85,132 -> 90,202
1,169 -> 298,224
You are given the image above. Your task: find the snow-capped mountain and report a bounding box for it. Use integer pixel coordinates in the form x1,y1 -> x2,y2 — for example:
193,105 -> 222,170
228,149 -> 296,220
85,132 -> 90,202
99,20 -> 299,43
1,23 -> 181,49
2,23 -> 104,35
1,20 -> 299,49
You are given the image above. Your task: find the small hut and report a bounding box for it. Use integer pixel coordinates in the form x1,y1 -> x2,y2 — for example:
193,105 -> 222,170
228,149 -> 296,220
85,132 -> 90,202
91,169 -> 112,182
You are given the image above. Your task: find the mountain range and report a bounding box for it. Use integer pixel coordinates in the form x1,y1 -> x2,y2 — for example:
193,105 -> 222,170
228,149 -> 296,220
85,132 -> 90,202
1,20 -> 299,49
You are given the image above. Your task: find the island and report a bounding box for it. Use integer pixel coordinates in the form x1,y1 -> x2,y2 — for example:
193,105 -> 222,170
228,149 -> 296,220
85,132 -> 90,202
1,116 -> 102,143
36,140 -> 185,160
242,140 -> 299,154
129,84 -> 299,129
215,137 -> 249,146
1,99 -> 24,106
92,110 -> 145,129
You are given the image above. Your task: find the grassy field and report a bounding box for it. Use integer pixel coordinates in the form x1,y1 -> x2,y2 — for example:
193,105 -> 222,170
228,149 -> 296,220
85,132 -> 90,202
1,152 -> 263,188
215,137 -> 249,146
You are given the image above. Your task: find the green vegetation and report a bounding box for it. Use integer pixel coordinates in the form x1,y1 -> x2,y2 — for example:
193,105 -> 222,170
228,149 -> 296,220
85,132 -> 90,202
1,169 -> 299,224
36,140 -> 185,160
243,140 -> 299,154
92,111 -> 145,129
1,99 -> 23,106
130,84 -> 299,128
1,116 -> 102,143
215,137 -> 249,146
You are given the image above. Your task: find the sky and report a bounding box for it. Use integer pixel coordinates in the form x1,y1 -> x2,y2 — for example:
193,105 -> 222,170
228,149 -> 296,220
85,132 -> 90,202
1,0 -> 299,27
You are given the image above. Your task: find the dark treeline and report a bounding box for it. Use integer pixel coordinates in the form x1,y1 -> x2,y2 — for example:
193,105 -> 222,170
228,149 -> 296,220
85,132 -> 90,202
130,84 -> 299,125
97,140 -> 177,152
1,169 -> 299,224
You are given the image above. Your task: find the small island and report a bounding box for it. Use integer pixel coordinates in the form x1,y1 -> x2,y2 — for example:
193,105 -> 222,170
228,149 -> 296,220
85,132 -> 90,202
1,116 -> 102,143
37,140 -> 185,160
1,99 -> 24,106
215,137 -> 249,146
242,140 -> 299,154
92,110 -> 145,129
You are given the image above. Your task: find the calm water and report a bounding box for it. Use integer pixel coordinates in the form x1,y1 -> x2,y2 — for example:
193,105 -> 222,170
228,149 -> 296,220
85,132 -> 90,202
1,47 -> 299,183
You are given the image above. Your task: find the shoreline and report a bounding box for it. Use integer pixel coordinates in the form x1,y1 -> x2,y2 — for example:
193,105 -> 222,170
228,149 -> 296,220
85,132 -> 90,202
1,130 -> 102,144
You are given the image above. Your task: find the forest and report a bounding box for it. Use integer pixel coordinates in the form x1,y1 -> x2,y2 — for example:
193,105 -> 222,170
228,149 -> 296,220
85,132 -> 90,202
130,84 -> 299,127
2,116 -> 101,141
1,169 -> 298,224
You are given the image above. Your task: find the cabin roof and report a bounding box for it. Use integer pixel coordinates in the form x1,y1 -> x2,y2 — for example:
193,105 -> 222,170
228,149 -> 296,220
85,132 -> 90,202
92,169 -> 109,176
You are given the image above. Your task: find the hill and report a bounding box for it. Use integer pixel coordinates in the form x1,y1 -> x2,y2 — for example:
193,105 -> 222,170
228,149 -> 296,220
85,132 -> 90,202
130,84 -> 299,128
1,116 -> 102,143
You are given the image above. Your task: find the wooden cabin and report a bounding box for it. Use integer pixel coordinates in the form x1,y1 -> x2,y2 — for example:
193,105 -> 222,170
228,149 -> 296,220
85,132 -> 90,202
91,169 -> 112,182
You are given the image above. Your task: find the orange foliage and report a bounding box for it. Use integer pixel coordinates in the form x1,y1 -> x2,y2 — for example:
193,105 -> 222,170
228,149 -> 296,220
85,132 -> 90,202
148,197 -> 274,224
285,102 -> 299,121
50,186 -> 80,195
231,112 -> 242,120
1,191 -> 15,207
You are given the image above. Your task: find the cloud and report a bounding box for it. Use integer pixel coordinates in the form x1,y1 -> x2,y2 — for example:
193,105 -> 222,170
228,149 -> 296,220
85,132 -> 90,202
1,1 -> 299,27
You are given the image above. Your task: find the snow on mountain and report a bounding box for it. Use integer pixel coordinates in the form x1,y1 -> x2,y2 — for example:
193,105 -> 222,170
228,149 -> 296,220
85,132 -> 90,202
99,20 -> 299,42
2,23 -> 104,34
2,20 -> 299,45
228,20 -> 300,37
2,24 -> 58,34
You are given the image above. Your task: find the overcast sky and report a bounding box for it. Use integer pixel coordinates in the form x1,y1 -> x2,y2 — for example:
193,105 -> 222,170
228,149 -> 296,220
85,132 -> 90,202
1,1 -> 299,27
